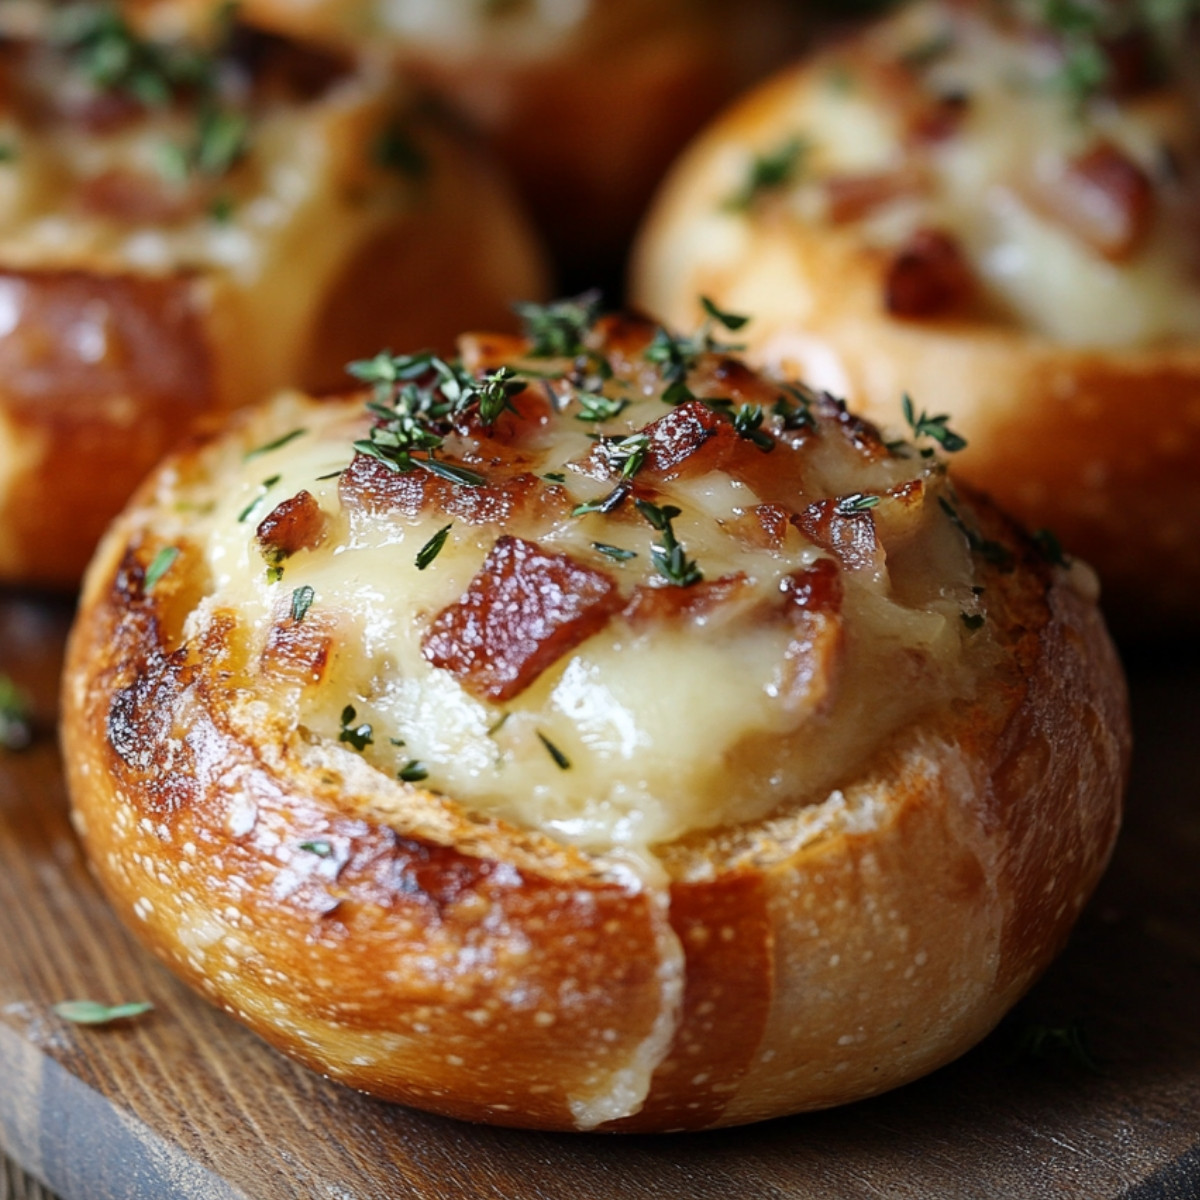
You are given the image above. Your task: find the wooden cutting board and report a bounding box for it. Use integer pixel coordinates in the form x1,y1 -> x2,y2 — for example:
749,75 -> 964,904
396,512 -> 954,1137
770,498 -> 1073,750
1,591 -> 1198,1200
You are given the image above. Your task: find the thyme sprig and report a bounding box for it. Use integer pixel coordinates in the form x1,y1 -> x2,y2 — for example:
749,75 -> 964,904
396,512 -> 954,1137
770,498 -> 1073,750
938,496 -> 1015,571
902,393 -> 968,454
646,296 -> 751,403
348,351 -> 525,487
635,500 -> 703,588
723,136 -> 809,212
0,675 -> 33,752
515,291 -> 603,358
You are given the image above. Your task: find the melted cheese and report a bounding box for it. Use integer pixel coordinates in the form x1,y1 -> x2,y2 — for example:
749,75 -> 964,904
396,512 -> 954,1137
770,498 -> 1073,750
145,335 -> 985,856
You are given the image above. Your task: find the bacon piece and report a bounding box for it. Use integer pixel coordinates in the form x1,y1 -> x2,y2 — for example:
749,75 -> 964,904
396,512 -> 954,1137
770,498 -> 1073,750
1033,140 -> 1154,261
778,558 -> 844,717
884,228 -> 975,318
793,498 -> 883,573
338,456 -> 563,525
908,92 -> 970,144
824,167 -> 925,224
812,392 -> 892,462
260,615 -> 333,686
641,400 -> 734,478
422,536 -> 621,702
256,490 -> 326,561
624,574 -> 749,627
726,504 -> 792,551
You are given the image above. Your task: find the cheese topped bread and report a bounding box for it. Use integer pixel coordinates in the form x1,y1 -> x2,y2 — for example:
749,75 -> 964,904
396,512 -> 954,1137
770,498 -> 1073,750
63,302 -> 1128,1130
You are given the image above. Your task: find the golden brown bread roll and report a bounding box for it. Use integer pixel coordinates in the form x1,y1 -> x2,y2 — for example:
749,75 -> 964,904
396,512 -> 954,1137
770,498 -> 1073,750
126,0 -> 802,271
630,0 -> 1200,626
62,303 -> 1129,1131
0,3 -> 547,587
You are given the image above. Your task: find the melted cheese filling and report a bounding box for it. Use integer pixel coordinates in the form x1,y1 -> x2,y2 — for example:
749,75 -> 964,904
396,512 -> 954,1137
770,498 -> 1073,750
727,0 -> 1200,346
148,360 -> 983,856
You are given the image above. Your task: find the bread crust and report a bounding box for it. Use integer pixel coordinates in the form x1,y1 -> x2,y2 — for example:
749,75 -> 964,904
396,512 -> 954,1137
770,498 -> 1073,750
0,30 -> 547,588
629,10 -> 1200,626
61,328 -> 1129,1131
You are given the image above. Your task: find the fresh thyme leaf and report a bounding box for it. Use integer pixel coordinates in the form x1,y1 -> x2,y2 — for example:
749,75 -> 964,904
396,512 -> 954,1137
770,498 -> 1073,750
192,106 -> 248,176
373,122 -> 428,179
604,433 -> 650,480
1033,527 -> 1071,567
661,378 -> 696,407
415,523 -> 453,570
572,484 -> 630,517
901,393 -> 967,452
237,474 -> 282,522
645,326 -> 695,384
53,999 -> 153,1026
700,296 -> 750,331
836,493 -> 881,515
338,705 -> 373,752
487,712 -> 510,736
474,366 -> 525,426
575,393 -> 630,423
0,145 -> 17,163
398,760 -> 429,783
418,457 -> 487,487
961,611 -> 985,631
208,194 -> 234,223
732,403 -> 775,450
290,584 -> 315,622
246,428 -> 306,460
144,545 -> 179,591
542,471 -> 566,483
772,386 -> 817,432
299,840 -> 333,856
0,675 -> 33,752
592,542 -> 637,562
514,292 -> 603,357
537,731 -> 571,770
635,499 -> 703,587
266,564 -> 284,584
723,136 -> 808,212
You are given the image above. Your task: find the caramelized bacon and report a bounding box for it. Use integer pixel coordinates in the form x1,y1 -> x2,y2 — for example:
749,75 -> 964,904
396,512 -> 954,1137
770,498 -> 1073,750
907,92 -> 970,144
422,536 -> 622,702
1032,140 -> 1154,261
777,558 -> 844,717
256,490 -> 326,561
793,499 -> 882,573
812,392 -> 891,461
884,228 -> 975,318
338,456 -> 564,525
260,614 -> 333,686
726,504 -> 793,550
624,574 -> 749,627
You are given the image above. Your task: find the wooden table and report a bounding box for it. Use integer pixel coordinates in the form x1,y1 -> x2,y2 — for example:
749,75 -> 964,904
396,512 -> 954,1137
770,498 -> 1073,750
1,589 -> 1197,1200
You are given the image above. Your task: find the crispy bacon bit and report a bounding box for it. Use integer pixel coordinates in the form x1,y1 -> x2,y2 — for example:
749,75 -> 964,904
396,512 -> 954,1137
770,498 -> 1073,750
338,456 -> 562,525
624,574 -> 749,627
812,392 -> 891,461
793,499 -> 882,573
641,401 -> 729,477
726,504 -> 793,550
908,92 -> 970,144
256,491 -> 326,561
884,228 -> 975,318
422,536 -> 621,702
778,559 -> 844,717
824,167 -> 925,224
260,615 -> 333,686
1036,140 -> 1154,261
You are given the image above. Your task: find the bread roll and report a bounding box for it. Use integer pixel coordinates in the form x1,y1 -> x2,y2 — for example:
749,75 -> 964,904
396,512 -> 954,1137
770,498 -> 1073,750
62,304 -> 1128,1131
630,0 -> 1200,625
0,3 -> 547,586
127,0 -> 801,271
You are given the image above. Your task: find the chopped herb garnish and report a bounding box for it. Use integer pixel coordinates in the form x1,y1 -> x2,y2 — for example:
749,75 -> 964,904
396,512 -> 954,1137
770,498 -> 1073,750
290,585 -> 315,622
1033,527 -> 1071,568
266,564 -> 284,584
604,432 -> 650,480
237,474 -> 282,522
572,484 -> 630,518
732,403 -> 775,451
902,393 -> 967,453
723,136 -> 808,212
836,493 -> 881,515
772,386 -> 817,432
299,840 -> 333,856
938,496 -> 1015,570
0,145 -> 17,163
0,675 -> 33,752
575,392 -> 630,423
398,760 -> 429,783
208,194 -> 234,223
592,542 -> 637,562
314,468 -> 345,481
487,712 -> 510,737
537,731 -> 571,770
635,500 -> 703,587
373,122 -> 427,179
961,611 -> 985,631
700,296 -> 750,331
53,999 -> 153,1026
144,545 -> 179,591
338,705 -> 373,752
514,292 -> 603,358
191,106 -> 249,176
246,428 -> 306,460
416,523 -> 453,570
542,471 -> 566,483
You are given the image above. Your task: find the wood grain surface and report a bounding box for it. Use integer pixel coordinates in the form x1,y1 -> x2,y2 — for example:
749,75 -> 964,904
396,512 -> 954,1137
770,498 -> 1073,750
0,590 -> 1197,1200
